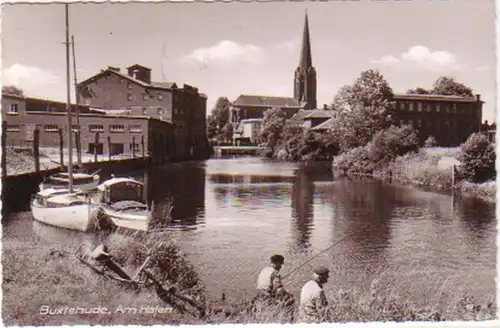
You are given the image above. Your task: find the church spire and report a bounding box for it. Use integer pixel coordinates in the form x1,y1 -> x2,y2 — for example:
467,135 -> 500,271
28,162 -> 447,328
294,10 -> 317,110
299,11 -> 312,69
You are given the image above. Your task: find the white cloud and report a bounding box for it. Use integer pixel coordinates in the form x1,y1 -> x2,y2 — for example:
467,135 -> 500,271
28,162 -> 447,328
183,40 -> 263,66
371,45 -> 461,72
475,65 -> 490,72
2,63 -> 60,91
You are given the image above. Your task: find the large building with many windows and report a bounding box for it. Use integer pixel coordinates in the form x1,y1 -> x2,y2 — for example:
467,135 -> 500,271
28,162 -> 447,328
391,93 -> 483,146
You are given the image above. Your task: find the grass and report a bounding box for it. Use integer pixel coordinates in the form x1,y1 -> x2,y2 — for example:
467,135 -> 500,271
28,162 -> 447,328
3,227 -> 496,326
388,148 -> 495,203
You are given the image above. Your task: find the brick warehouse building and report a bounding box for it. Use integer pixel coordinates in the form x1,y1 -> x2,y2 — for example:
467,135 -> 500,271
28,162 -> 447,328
2,93 -> 175,164
77,64 -> 210,160
391,93 -> 483,147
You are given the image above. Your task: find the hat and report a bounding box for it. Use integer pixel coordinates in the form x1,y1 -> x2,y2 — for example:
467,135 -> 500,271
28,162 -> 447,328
270,254 -> 285,264
314,266 -> 330,276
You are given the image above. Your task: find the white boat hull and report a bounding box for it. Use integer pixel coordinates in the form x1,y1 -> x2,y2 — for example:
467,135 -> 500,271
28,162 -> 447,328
39,180 -> 100,193
101,208 -> 150,231
31,200 -> 98,232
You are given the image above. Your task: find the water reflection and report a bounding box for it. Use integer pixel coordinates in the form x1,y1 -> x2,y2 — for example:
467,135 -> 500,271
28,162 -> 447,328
289,164 -> 315,252
145,162 -> 206,226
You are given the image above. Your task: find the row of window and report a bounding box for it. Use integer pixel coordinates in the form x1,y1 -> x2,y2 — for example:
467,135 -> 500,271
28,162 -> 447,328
6,124 -> 144,133
400,119 -> 476,130
127,91 -> 164,102
397,101 -> 475,114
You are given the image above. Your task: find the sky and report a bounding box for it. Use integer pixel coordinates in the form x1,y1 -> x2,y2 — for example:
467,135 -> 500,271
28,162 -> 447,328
1,0 -> 497,122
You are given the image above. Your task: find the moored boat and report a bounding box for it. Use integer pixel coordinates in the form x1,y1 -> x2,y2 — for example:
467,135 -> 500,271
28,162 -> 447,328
40,172 -> 100,192
31,188 -> 99,232
93,177 -> 152,231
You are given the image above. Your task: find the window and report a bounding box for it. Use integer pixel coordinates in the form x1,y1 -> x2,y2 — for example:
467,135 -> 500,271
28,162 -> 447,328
417,102 -> 423,112
128,83 -> 133,90
157,108 -> 163,115
400,102 -> 406,111
129,143 -> 140,151
44,125 -> 59,132
89,124 -> 104,132
143,94 -> 149,101
158,94 -> 163,101
71,124 -> 80,132
142,108 -> 147,115
110,124 -> 125,133
129,125 -> 142,133
173,108 -> 178,115
399,119 -> 405,126
436,104 -> 441,112
408,102 -> 414,111
8,104 -> 19,114
408,119 -> 414,126
127,93 -> 133,101
426,103 -> 432,112
6,124 -> 20,132
452,103 -> 457,112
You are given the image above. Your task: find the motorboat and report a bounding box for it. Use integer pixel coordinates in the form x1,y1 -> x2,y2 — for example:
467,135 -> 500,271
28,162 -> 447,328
31,188 -> 99,232
92,177 -> 152,231
39,172 -> 100,192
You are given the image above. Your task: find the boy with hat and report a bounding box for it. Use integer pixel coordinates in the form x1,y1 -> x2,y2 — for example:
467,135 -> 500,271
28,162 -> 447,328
298,266 -> 330,322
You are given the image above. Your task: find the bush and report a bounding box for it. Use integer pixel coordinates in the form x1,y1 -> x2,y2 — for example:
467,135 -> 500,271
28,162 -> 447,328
368,125 -> 419,169
332,146 -> 374,176
424,136 -> 438,148
457,133 -> 496,183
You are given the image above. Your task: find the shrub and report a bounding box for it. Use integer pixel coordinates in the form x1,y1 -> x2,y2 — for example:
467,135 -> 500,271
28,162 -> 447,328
424,136 -> 438,148
332,146 -> 374,175
368,125 -> 419,169
457,133 -> 496,183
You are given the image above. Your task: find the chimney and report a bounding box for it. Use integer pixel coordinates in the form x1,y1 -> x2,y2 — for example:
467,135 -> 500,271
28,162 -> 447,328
476,94 -> 481,101
108,66 -> 121,72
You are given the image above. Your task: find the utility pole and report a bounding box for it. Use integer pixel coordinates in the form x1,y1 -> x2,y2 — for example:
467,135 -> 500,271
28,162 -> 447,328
65,3 -> 74,193
71,34 -> 82,165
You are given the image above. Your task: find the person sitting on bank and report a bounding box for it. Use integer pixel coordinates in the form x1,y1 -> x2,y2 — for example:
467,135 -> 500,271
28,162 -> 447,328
298,266 -> 330,322
256,254 -> 286,298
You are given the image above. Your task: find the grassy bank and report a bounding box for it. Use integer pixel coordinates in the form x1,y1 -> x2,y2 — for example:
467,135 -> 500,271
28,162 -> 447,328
3,228 -> 496,325
388,148 -> 495,203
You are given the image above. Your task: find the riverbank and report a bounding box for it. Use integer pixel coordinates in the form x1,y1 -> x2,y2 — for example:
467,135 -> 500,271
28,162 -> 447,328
388,148 -> 495,203
3,227 -> 495,325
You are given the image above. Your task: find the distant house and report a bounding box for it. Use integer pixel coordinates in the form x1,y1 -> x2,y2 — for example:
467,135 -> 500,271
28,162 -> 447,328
480,120 -> 496,143
229,95 -> 303,125
233,118 -> 264,145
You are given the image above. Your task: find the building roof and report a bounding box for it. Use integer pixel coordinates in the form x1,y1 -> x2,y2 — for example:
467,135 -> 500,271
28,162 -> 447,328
394,93 -> 483,103
78,67 -> 179,91
312,117 -> 336,131
232,95 -> 301,108
304,109 -> 334,119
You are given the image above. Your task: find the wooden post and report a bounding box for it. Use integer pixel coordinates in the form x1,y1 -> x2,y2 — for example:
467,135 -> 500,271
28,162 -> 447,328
58,128 -> 64,168
33,129 -> 40,173
75,130 -> 82,165
141,135 -> 145,158
132,136 -> 136,158
94,132 -> 100,163
107,136 -> 111,161
2,121 -> 7,179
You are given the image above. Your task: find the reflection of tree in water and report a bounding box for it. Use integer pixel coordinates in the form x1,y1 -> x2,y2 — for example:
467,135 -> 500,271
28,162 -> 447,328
290,164 -> 315,252
454,196 -> 496,241
146,162 -> 206,226
330,179 -> 396,279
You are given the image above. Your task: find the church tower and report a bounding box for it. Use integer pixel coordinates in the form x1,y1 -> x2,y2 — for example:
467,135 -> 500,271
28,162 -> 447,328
294,12 -> 317,110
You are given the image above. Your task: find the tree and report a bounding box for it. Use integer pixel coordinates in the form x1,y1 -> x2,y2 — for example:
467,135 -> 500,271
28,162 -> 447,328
332,69 -> 394,112
457,133 -> 496,183
206,97 -> 231,141
368,125 -> 420,168
424,136 -> 438,148
329,69 -> 395,152
2,85 -> 24,96
220,122 -> 234,142
258,107 -> 287,158
407,87 -> 429,95
431,76 -> 474,97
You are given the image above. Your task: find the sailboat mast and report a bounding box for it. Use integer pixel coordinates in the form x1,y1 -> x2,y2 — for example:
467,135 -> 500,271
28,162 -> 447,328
65,3 -> 74,193
71,34 -> 82,166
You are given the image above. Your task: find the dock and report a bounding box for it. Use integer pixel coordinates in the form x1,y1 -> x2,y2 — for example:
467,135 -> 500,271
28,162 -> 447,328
212,146 -> 265,157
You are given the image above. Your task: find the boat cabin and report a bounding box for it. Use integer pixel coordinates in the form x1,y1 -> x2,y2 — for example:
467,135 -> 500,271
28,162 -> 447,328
96,178 -> 145,205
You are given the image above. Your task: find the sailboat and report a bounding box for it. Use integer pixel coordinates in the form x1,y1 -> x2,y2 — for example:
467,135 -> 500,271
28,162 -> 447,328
31,4 -> 99,232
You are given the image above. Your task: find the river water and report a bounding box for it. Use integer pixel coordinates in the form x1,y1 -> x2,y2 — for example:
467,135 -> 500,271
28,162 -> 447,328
3,157 -> 496,305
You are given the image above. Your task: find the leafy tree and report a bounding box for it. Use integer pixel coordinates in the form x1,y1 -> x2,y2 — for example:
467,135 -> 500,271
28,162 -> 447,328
457,133 -> 496,183
329,69 -> 395,153
220,122 -> 234,143
259,107 -> 287,158
2,85 -> 24,96
332,146 -> 374,175
407,87 -> 429,95
431,76 -> 474,97
332,69 -> 394,112
206,97 -> 231,141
